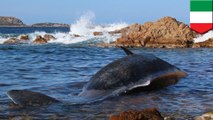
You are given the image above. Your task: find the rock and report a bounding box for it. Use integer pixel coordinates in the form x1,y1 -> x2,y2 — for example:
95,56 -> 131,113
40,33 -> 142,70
19,35 -> 29,41
193,38 -> 213,48
73,34 -> 81,37
31,23 -> 70,27
114,17 -> 197,48
32,35 -> 47,44
110,108 -> 164,120
3,38 -> 21,45
0,16 -> 25,27
43,34 -> 56,41
93,32 -> 103,36
195,112 -> 213,120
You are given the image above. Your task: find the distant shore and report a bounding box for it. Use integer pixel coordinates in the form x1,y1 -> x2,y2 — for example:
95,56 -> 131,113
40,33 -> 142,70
0,25 -> 70,28
0,16 -> 70,28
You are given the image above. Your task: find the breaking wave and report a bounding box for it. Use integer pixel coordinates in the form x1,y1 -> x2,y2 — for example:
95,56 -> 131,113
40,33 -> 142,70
0,11 -> 128,45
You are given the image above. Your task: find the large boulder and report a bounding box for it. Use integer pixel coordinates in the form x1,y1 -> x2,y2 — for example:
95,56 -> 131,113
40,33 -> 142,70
114,17 -> 197,48
32,35 -> 47,44
110,108 -> 164,120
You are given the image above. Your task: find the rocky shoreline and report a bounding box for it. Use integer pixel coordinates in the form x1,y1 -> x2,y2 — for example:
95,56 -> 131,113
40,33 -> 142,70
110,17 -> 212,48
1,16 -> 213,48
109,108 -> 213,120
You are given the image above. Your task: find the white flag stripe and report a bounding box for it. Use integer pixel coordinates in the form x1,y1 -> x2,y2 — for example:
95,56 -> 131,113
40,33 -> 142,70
190,12 -> 212,23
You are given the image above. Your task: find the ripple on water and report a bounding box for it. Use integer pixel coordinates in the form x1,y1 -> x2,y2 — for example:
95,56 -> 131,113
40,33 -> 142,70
0,46 -> 212,119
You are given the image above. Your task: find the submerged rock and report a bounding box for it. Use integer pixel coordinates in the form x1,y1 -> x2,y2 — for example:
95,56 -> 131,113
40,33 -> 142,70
114,17 -> 197,48
32,35 -> 47,44
110,108 -> 164,120
3,38 -> 21,45
195,112 -> 213,120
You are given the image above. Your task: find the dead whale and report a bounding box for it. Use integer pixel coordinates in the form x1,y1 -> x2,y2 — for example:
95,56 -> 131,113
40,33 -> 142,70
78,47 -> 187,99
7,90 -> 59,106
6,47 -> 187,106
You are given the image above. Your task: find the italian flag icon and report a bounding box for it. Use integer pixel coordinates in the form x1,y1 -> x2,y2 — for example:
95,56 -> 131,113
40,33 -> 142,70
190,0 -> 213,34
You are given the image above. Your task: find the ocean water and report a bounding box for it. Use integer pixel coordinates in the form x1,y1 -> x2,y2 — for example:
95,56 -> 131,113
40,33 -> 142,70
0,44 -> 212,119
0,13 -> 212,120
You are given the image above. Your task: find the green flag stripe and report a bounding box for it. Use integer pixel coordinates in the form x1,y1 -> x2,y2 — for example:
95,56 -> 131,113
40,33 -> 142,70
190,0 -> 213,11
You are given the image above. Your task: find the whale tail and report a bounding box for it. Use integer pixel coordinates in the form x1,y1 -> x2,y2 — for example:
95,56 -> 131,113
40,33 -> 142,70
7,90 -> 59,106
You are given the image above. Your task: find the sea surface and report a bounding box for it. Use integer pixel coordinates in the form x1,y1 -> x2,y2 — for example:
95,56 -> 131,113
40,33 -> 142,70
0,27 -> 212,120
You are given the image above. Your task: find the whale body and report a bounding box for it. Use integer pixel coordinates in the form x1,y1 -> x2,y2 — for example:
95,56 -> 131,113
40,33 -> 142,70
7,47 -> 187,106
79,47 -> 187,99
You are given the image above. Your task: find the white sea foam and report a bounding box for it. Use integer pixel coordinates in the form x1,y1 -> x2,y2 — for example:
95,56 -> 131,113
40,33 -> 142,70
194,30 -> 213,43
0,37 -> 7,44
70,11 -> 95,36
0,11 -> 128,45
49,11 -> 128,44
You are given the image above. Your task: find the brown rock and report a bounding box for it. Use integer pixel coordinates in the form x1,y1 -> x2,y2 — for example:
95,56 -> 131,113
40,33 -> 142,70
110,108 -> 164,120
73,34 -> 81,37
3,38 -> 21,45
193,38 -> 213,48
195,112 -> 213,120
19,35 -> 29,41
113,16 -> 198,48
43,34 -> 56,41
93,32 -> 103,36
32,35 -> 47,44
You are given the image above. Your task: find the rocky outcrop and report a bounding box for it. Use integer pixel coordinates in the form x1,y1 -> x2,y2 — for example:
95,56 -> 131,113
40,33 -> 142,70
195,112 -> 213,120
110,108 -> 164,120
3,38 -> 21,45
31,23 -> 70,27
193,38 -> 213,48
32,35 -> 48,44
32,34 -> 56,44
114,17 -> 197,48
43,34 -> 56,41
19,35 -> 29,41
0,16 -> 25,27
3,34 -> 56,45
3,37 -> 29,45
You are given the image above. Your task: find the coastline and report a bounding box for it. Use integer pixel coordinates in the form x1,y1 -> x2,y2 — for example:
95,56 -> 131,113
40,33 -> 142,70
0,25 -> 70,28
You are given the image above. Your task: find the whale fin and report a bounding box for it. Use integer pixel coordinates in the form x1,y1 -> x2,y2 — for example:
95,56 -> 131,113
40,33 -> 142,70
7,90 -> 59,106
120,47 -> 134,55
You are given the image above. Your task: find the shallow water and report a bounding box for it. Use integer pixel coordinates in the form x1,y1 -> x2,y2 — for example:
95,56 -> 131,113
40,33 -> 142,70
0,44 -> 212,119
